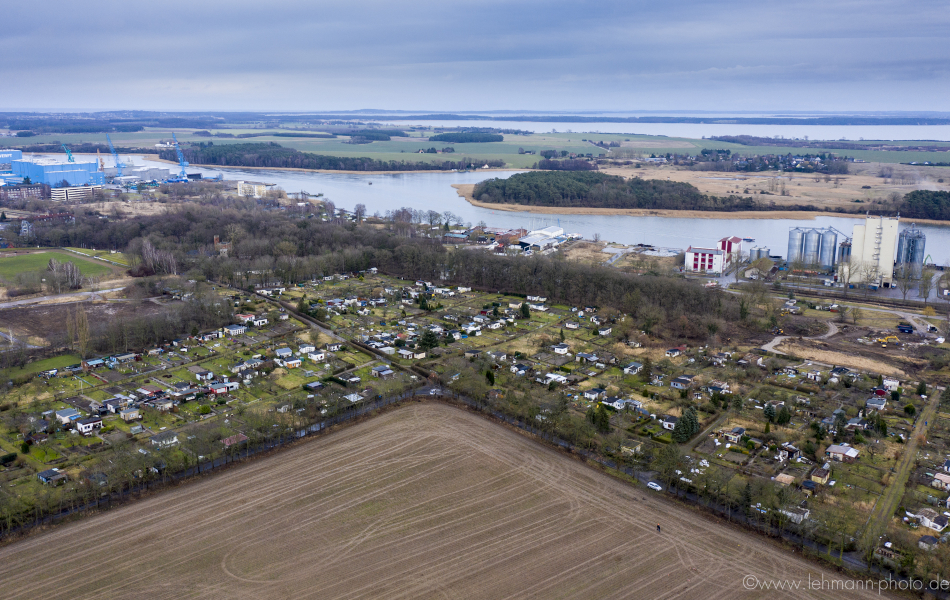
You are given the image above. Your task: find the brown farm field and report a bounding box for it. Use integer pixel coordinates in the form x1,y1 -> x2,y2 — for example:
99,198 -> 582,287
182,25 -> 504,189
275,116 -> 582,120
0,404 -> 886,599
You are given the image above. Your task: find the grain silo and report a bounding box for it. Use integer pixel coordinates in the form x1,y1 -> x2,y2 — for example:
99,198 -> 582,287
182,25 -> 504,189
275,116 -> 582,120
787,228 -> 805,264
896,226 -> 926,278
803,228 -> 821,266
818,229 -> 838,270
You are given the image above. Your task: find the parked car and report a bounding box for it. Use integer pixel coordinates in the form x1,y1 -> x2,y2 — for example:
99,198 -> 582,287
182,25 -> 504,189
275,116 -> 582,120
647,481 -> 663,492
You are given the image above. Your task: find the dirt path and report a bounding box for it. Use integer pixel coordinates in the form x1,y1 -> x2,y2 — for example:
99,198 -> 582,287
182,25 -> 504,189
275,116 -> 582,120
761,319 -> 839,355
0,404 -> 891,599
0,287 -> 125,309
861,389 -> 942,548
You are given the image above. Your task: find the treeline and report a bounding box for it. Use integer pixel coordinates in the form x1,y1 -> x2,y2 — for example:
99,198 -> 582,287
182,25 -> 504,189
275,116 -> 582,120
195,131 -> 338,139
472,171 -> 759,211
534,159 -> 597,171
2,118 -> 144,134
711,135 -> 950,152
17,143 -> 144,154
349,129 -> 407,138
900,190 -> 950,221
17,203 -> 726,331
428,133 -> 503,143
158,142 -> 505,171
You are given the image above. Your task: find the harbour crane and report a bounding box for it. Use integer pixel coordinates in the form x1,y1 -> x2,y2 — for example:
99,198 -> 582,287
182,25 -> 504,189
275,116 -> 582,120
170,133 -> 190,182
106,134 -> 125,178
61,144 -> 75,163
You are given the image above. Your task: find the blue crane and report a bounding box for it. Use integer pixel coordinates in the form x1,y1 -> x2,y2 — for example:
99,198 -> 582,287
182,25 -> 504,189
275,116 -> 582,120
106,134 -> 125,178
61,144 -> 75,163
171,133 -> 189,182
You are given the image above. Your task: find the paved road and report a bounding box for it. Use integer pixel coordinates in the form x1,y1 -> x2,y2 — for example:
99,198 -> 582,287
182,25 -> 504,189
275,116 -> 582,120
861,389 -> 943,548
0,287 -> 125,310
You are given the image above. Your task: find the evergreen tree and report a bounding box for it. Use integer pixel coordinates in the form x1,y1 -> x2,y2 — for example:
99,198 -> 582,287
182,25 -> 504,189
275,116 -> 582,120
764,403 -> 776,423
485,370 -> 495,386
520,302 -> 530,319
419,329 -> 440,351
916,381 -> 927,396
672,409 -> 698,443
741,481 -> 754,512
776,405 -> 791,426
0,212 -> 6,221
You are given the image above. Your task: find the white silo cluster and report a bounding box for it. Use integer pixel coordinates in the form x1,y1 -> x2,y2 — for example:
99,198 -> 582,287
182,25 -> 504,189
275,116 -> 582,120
786,227 -> 839,270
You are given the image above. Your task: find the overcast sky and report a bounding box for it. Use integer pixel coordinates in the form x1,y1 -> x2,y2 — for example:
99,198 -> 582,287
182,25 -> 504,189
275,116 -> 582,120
3,0 -> 947,112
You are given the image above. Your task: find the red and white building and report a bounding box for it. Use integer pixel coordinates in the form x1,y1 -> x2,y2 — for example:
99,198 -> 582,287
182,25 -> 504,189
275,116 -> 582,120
717,236 -> 743,262
685,247 -> 724,274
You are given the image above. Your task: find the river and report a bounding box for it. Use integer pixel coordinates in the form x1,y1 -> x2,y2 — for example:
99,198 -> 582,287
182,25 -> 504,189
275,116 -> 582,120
87,154 -> 950,266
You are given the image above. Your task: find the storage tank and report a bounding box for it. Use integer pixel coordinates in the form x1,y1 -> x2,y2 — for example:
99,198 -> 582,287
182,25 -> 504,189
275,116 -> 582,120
787,228 -> 805,264
838,241 -> 851,264
759,247 -> 770,260
818,229 -> 837,270
803,228 -> 821,266
749,247 -> 762,261
896,226 -> 926,278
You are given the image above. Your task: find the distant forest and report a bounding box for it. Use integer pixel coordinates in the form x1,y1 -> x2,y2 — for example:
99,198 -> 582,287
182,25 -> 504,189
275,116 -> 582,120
428,133 -> 504,143
160,142 -> 504,171
473,171 -> 760,211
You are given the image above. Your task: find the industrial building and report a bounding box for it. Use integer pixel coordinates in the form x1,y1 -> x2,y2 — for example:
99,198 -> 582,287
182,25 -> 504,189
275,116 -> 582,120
845,215 -> 900,286
103,165 -> 170,182
685,246 -> 724,274
237,180 -> 271,199
895,225 -> 926,279
518,225 -> 565,251
717,236 -> 742,262
786,227 -> 843,270
0,149 -> 23,167
10,156 -> 104,187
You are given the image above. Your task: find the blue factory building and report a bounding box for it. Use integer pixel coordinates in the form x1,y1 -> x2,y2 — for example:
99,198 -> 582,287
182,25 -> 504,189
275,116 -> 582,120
0,149 -> 23,165
11,156 -> 104,187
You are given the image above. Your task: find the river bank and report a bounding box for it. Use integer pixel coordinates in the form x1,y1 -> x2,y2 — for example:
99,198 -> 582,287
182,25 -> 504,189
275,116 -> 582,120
452,183 -> 950,225
146,154 -> 518,176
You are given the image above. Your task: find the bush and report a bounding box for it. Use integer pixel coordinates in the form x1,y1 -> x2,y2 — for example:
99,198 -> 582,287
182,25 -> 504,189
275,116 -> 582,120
904,403 -> 916,416
199,405 -> 212,415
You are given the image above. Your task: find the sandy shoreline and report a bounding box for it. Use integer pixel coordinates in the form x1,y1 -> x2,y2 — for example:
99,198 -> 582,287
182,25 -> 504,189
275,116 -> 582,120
451,184 -> 950,224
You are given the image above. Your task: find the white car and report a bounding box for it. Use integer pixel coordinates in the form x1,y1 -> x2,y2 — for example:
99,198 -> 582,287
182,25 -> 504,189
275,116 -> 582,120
647,481 -> 663,492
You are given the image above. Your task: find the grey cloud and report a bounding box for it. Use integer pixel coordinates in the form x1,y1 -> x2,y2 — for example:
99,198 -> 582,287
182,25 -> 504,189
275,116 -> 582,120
1,0 -> 947,111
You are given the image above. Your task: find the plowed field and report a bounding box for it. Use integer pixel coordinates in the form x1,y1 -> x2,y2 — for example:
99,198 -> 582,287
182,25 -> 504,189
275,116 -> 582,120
0,404 -> 886,599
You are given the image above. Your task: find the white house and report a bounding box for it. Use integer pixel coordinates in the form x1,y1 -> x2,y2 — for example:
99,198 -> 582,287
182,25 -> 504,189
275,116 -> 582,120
552,343 -> 570,355
76,417 -> 102,436
583,388 -> 606,401
685,246 -> 724,274
623,362 -> 643,375
299,344 -> 316,354
308,350 -> 327,362
882,376 -> 900,392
